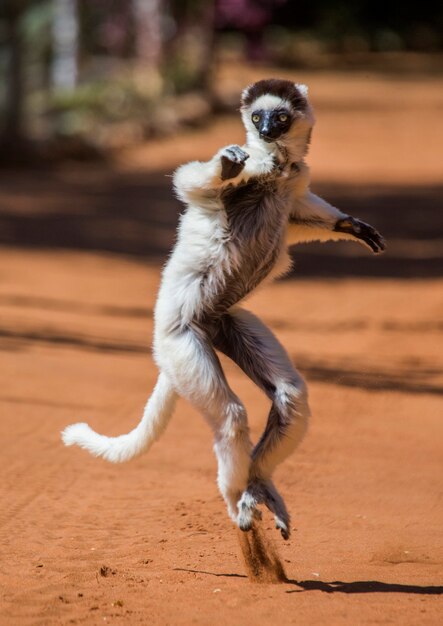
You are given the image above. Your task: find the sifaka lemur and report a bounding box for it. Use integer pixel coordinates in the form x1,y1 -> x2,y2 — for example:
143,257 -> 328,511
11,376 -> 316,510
62,78 -> 385,540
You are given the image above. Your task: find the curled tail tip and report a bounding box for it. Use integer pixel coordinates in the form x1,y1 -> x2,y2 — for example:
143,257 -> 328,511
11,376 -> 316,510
61,422 -> 92,447
61,422 -> 141,463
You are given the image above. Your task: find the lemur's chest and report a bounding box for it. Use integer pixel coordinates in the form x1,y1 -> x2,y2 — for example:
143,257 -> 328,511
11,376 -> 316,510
220,176 -> 289,251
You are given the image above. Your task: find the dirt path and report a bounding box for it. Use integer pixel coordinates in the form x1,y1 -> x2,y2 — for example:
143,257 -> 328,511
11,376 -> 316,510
0,69 -> 442,624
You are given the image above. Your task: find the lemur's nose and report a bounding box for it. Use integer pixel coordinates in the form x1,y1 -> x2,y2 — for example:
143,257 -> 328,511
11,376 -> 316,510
259,111 -> 272,137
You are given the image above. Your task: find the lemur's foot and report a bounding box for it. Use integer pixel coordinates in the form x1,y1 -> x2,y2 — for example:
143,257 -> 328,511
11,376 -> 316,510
237,489 -> 259,532
237,479 -> 291,540
334,217 -> 386,254
220,145 -> 249,181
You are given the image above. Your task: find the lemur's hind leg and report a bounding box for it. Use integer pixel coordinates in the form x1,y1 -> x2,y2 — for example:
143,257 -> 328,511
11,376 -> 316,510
158,323 -> 252,522
212,308 -> 310,539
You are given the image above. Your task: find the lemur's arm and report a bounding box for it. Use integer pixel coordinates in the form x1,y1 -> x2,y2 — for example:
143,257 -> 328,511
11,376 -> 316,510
173,145 -> 250,208
288,191 -> 385,254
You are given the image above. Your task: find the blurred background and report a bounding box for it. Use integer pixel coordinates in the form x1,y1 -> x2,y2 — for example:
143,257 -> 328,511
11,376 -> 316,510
1,4 -> 443,623
0,0 -> 442,274
0,0 -> 441,151
1,1 -> 442,159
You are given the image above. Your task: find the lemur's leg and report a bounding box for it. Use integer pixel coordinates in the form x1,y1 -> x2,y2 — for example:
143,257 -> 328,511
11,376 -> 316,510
288,191 -> 385,253
160,323 -> 252,522
212,308 -> 310,538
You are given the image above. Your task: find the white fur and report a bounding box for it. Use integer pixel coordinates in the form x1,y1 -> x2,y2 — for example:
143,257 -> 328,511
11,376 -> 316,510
62,372 -> 177,462
296,83 -> 309,97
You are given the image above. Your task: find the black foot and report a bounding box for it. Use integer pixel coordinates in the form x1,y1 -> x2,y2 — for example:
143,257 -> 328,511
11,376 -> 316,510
220,145 -> 249,180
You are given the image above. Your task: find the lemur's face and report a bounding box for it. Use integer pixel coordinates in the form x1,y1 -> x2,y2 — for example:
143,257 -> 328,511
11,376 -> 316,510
250,103 -> 292,142
241,78 -> 314,150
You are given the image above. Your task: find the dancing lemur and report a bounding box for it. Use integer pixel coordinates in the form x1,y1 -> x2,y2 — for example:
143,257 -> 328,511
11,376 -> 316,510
62,79 -> 385,539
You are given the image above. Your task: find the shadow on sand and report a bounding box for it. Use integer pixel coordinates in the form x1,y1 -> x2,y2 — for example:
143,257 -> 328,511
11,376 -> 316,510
174,567 -> 443,595
174,522 -> 443,593
1,167 -> 442,278
285,579 -> 443,595
2,321 -> 441,396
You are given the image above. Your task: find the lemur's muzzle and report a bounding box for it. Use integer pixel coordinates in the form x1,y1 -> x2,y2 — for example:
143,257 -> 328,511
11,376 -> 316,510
258,111 -> 283,142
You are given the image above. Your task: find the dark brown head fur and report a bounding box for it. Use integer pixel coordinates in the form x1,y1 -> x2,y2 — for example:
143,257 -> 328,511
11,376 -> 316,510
241,79 -> 307,112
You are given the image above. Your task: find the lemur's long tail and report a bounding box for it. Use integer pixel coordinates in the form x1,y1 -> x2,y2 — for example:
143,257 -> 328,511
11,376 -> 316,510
61,373 -> 177,463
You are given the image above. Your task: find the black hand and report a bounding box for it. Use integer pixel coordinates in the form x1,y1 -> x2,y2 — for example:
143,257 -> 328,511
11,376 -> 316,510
220,146 -> 249,181
334,216 -> 386,254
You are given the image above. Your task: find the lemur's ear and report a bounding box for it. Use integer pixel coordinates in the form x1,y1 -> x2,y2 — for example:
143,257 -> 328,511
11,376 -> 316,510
241,84 -> 252,106
295,83 -> 309,98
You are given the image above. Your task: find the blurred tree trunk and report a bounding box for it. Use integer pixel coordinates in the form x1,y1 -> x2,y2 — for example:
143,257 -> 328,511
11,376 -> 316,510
132,0 -> 163,97
191,0 -> 216,94
168,0 -> 216,95
133,0 -> 163,68
51,0 -> 79,91
2,2 -> 26,145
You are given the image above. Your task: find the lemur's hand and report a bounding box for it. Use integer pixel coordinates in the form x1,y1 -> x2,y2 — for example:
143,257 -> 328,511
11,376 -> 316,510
334,216 -> 386,254
220,145 -> 249,181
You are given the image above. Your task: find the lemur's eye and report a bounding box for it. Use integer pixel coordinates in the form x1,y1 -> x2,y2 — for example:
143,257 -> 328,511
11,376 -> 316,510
278,113 -> 288,122
251,113 -> 260,124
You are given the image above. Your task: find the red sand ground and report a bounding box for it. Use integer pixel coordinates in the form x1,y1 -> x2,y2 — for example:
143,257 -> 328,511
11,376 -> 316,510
0,69 -> 442,624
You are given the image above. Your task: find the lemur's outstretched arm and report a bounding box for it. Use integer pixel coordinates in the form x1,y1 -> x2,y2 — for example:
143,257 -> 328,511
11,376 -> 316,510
288,191 -> 385,253
173,145 -> 249,207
